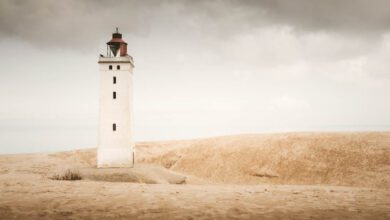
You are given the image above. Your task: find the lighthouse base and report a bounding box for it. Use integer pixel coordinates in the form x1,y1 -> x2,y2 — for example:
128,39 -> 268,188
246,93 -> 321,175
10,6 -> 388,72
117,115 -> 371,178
97,148 -> 134,168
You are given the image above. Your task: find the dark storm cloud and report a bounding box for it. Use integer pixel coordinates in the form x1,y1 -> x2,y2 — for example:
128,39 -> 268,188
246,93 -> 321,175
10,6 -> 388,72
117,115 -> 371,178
0,0 -> 389,50
237,0 -> 390,33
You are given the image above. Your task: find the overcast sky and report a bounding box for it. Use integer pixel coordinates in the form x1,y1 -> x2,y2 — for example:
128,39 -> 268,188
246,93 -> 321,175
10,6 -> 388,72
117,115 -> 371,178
1,0 -> 390,153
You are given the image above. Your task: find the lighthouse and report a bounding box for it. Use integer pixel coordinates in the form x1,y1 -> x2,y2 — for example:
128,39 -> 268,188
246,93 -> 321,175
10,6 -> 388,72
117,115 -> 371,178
97,28 -> 135,168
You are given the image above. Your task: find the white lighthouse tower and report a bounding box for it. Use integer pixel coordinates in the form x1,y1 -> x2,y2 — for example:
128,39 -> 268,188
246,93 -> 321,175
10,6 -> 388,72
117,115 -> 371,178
97,29 -> 135,168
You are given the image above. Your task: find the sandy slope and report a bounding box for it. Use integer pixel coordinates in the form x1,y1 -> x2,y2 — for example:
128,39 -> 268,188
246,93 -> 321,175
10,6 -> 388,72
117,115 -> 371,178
138,132 -> 390,187
0,132 -> 389,219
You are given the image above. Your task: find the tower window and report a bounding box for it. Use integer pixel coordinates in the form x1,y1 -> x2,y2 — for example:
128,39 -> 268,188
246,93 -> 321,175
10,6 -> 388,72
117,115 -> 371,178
113,76 -> 116,84
113,123 -> 116,131
117,65 -> 120,70
109,65 -> 112,70
113,91 -> 116,99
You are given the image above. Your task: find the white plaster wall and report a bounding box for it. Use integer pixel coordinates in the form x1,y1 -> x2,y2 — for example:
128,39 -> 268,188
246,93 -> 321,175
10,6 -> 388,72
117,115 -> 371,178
97,57 -> 134,167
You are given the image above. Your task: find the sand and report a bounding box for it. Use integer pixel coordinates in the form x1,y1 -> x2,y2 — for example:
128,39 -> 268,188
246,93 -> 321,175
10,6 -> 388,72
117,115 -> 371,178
0,132 -> 389,219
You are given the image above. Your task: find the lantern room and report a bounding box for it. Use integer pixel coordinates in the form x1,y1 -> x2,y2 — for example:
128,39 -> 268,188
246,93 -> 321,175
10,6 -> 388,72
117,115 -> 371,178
106,28 -> 128,57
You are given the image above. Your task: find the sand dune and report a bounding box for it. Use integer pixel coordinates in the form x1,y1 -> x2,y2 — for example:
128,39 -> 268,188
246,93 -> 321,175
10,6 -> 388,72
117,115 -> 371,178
0,132 -> 389,219
138,132 -> 390,187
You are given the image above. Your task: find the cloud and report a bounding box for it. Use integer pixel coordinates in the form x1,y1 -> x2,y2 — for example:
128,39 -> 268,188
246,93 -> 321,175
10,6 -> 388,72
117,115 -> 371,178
232,0 -> 390,34
1,0 -> 390,51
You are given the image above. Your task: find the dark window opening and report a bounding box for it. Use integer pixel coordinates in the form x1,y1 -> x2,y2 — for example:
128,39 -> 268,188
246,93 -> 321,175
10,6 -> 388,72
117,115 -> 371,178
109,65 -> 112,70
113,76 -> 116,84
113,91 -> 116,99
117,65 -> 120,70
113,123 -> 116,131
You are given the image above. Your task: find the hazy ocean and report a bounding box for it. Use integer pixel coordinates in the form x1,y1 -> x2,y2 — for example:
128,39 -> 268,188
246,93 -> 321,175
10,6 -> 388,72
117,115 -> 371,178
0,127 -> 96,154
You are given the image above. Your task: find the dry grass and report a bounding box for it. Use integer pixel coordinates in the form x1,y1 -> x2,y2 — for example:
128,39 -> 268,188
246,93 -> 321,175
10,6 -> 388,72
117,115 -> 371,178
51,169 -> 82,181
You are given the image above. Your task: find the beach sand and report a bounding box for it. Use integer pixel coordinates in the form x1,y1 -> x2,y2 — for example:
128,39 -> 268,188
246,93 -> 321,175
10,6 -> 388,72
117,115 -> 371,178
0,132 -> 389,219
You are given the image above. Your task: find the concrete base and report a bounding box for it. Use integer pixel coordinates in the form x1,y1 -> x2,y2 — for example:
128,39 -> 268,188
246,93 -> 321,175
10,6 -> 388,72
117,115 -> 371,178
97,148 -> 134,168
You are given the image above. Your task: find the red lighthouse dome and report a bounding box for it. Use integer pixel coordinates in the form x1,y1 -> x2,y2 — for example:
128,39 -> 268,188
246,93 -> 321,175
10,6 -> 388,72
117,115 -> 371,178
107,28 -> 128,57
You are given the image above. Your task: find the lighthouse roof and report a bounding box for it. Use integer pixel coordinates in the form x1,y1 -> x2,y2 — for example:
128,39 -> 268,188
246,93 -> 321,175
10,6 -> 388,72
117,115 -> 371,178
107,37 -> 127,45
